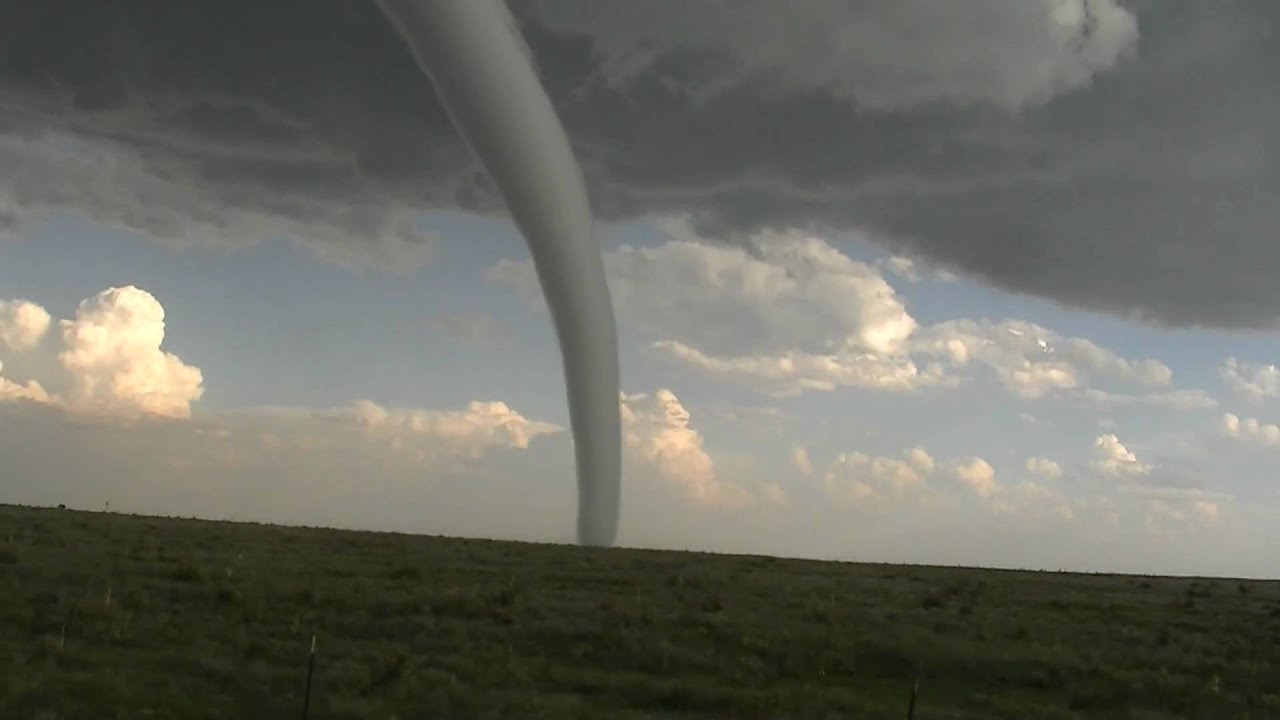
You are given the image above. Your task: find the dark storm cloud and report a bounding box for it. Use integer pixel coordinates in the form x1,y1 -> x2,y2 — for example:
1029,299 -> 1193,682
2,1 -> 1279,327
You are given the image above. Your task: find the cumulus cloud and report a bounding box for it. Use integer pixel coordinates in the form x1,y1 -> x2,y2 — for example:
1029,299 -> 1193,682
1220,412 -> 1280,446
492,222 -> 945,396
1025,456 -> 1063,480
339,398 -> 562,460
496,223 -> 1180,402
57,287 -> 204,420
1,389 -> 1267,576
167,396 -> 565,480
0,394 -> 587,545
1221,357 -> 1280,404
906,446 -> 936,475
821,445 -> 1071,517
823,446 -> 937,503
760,482 -> 787,505
1191,500 -> 1221,523
992,481 -> 1074,521
618,222 -> 919,356
874,255 -> 957,285
1145,496 -> 1223,534
790,445 -> 813,477
620,389 -> 750,508
950,457 -> 998,497
878,256 -> 920,283
911,318 -> 1171,399
1092,433 -> 1152,478
0,361 -> 53,404
0,287 -> 202,420
0,300 -> 52,351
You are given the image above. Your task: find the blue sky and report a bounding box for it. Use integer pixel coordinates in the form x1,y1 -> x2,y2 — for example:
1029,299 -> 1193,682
3,209 -> 1278,579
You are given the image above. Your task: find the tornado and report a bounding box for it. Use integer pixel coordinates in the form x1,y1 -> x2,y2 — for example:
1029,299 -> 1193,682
375,0 -> 622,546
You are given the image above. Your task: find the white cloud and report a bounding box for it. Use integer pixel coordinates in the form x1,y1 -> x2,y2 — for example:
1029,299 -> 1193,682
906,446 -> 936,475
179,396 -> 564,476
880,256 -> 919,283
639,222 -> 918,356
493,222 -> 947,397
0,287 -> 205,420
876,255 -> 957,285
1076,495 -> 1121,528
1059,337 -> 1173,386
760,482 -> 788,505
1025,456 -> 1063,480
57,286 -> 204,420
1145,496 -> 1223,534
1092,433 -> 1152,478
992,481 -> 1074,521
1115,485 -> 1233,504
1221,357 -> 1280,403
880,254 -> 962,283
1220,412 -> 1280,446
493,223 -> 1182,404
1192,500 -> 1222,523
790,445 -> 813,477
650,340 -> 947,397
0,395 -> 576,544
1078,388 -> 1217,411
501,219 -> 917,357
340,398 -> 562,459
826,472 -> 875,503
823,446 -> 938,503
0,299 -> 52,351
912,318 -> 1172,399
620,389 -> 751,509
0,361 -> 53,404
950,457 -> 998,497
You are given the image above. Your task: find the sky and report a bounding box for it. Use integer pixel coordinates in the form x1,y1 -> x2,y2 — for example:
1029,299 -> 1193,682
2,0 -> 1279,579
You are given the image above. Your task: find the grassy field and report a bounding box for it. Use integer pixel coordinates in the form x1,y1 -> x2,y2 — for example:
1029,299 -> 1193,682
1,503 -> 1277,719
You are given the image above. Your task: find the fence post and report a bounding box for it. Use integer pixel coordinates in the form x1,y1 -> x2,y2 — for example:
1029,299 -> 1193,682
302,634 -> 317,719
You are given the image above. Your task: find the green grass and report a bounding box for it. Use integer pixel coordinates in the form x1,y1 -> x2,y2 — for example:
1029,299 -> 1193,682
1,504 -> 1277,719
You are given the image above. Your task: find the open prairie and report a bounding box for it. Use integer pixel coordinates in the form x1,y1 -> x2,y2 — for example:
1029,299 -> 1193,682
1,504 -> 1277,719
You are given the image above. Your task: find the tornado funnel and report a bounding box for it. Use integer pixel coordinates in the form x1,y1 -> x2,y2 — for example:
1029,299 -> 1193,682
375,0 -> 622,547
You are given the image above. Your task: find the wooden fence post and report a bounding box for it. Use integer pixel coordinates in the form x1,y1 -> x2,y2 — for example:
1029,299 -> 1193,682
302,634 -> 317,719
